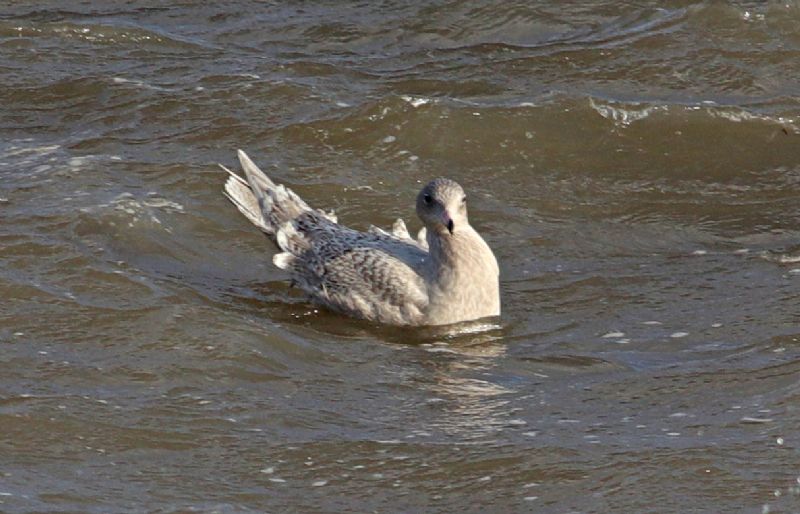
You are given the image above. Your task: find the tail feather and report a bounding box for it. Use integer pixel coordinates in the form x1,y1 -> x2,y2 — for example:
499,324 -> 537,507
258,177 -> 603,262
236,150 -> 312,228
222,150 -> 318,258
275,220 -> 310,254
237,149 -> 276,192
222,164 -> 270,233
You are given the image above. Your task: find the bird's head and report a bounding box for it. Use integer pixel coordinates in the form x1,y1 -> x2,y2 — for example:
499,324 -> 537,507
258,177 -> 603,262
416,178 -> 468,236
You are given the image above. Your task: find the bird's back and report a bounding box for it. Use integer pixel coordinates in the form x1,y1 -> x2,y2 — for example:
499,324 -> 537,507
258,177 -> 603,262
223,152 -> 431,325
280,212 -> 432,325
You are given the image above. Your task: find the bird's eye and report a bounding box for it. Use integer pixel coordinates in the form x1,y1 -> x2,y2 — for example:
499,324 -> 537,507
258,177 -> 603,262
423,194 -> 432,205
461,195 -> 467,204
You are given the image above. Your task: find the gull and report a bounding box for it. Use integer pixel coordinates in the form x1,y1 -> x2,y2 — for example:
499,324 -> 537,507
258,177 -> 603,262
222,150 -> 499,326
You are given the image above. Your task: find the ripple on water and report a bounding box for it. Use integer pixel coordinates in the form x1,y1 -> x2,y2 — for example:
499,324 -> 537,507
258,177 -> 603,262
1,1 -> 800,513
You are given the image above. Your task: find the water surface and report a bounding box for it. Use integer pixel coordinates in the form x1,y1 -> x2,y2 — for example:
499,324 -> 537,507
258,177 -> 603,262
1,1 -> 799,512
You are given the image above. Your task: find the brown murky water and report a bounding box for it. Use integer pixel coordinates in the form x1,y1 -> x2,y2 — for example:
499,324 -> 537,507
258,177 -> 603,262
1,1 -> 799,512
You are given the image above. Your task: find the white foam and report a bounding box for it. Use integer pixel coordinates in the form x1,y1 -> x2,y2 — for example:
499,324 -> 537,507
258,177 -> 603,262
111,76 -> 168,91
443,321 -> 502,337
400,95 -> 431,108
741,417 -> 773,424
90,193 -> 185,230
1,144 -> 60,160
424,346 -> 457,354
711,108 -> 797,132
590,98 -> 664,126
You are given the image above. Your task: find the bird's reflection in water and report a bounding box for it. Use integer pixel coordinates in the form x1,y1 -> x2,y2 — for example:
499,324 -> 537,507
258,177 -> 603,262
409,321 -> 524,442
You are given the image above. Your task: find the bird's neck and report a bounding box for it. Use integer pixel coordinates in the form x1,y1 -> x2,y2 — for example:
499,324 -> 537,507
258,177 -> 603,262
424,223 -> 501,324
427,225 -> 479,277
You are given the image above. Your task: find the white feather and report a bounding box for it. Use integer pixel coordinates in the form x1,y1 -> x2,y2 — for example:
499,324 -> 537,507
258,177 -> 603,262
273,252 -> 295,270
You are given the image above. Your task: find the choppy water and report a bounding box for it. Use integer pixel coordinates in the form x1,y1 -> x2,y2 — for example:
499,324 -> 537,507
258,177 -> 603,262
1,1 -> 799,512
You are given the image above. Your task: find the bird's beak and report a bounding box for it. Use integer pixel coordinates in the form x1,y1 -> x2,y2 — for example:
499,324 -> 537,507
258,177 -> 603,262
443,213 -> 454,234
